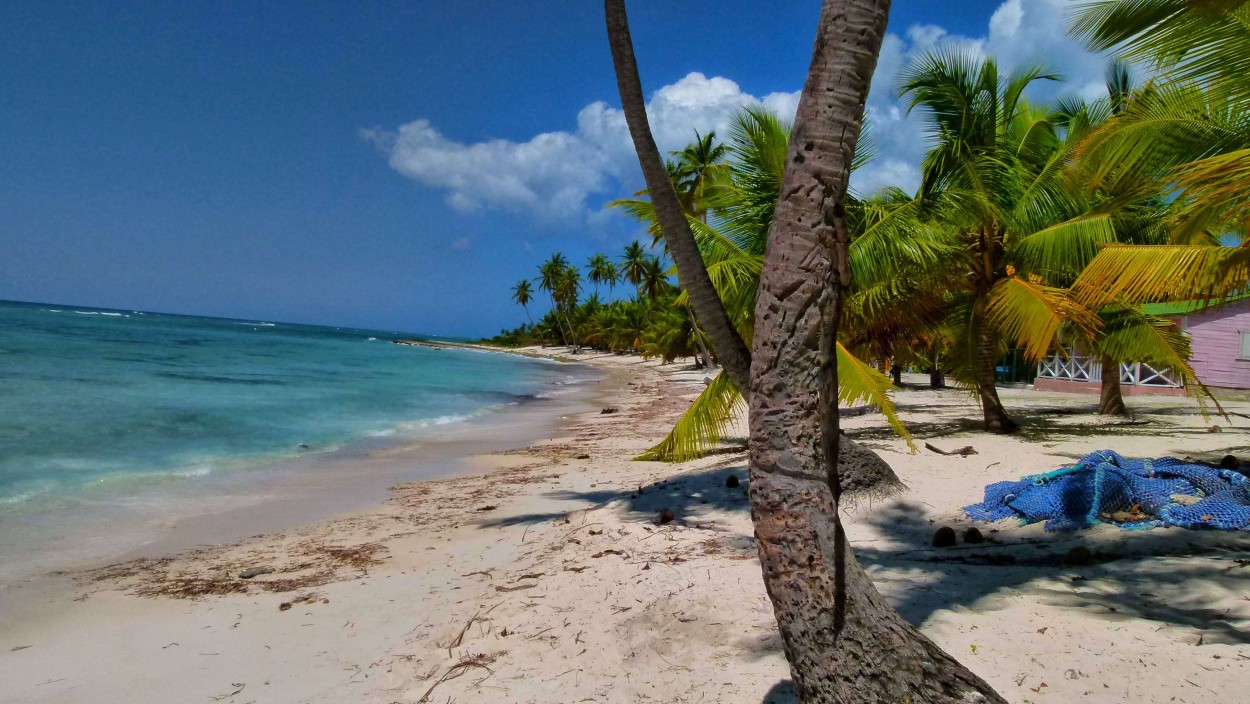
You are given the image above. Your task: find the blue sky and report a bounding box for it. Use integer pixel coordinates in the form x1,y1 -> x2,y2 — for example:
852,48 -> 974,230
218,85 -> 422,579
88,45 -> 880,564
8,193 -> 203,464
0,1 -> 1109,337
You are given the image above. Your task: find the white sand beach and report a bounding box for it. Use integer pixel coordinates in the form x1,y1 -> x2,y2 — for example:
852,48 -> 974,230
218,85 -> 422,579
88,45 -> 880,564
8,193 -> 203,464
2,347 -> 1248,704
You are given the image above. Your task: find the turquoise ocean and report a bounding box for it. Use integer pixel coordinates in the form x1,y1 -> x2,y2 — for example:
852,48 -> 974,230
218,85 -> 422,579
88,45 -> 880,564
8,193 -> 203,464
0,300 -> 579,578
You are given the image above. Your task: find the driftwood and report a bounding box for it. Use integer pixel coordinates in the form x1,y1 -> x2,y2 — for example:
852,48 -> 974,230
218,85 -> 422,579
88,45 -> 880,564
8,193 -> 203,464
925,442 -> 978,457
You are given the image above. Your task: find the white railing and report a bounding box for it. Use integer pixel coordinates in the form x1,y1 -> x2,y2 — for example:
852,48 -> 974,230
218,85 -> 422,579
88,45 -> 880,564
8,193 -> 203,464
1037,351 -> 1181,388
1037,353 -> 1098,382
1121,361 -> 1180,387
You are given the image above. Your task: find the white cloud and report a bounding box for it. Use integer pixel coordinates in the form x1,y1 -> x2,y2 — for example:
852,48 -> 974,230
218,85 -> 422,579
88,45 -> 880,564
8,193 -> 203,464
368,0 -> 1107,224
365,72 -> 798,226
449,236 -> 472,251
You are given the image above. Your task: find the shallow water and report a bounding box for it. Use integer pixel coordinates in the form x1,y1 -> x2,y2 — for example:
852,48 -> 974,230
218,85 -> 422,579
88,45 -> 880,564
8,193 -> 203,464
0,300 -> 583,580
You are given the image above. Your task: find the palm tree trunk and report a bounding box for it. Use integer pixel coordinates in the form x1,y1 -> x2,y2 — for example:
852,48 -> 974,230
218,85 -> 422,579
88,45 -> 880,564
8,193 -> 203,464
550,297 -> 575,348
890,359 -> 902,386
605,0 -> 752,392
560,308 -> 579,350
686,307 -> 714,369
1098,358 -> 1127,415
929,349 -> 945,389
975,313 -> 1016,433
748,1 -> 1006,701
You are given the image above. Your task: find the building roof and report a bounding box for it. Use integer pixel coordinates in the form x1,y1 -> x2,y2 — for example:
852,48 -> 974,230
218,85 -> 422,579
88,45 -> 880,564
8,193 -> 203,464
1142,294 -> 1250,317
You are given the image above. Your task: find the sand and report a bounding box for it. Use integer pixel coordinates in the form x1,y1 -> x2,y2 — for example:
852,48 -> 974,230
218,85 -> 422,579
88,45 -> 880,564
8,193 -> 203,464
2,347 -> 1248,704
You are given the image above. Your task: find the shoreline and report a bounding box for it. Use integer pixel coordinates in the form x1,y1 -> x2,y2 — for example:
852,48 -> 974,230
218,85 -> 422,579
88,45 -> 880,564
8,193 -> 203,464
2,347 -> 1249,703
0,349 -> 599,587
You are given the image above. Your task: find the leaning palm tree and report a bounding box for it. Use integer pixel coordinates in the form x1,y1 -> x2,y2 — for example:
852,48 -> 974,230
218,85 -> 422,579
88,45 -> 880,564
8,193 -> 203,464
510,279 -> 535,325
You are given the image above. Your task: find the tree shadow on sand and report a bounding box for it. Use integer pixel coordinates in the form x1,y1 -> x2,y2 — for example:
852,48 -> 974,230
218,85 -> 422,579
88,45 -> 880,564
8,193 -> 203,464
846,407 -> 1230,450
474,459 -> 753,530
480,456 -> 1250,647
855,500 -> 1250,645
760,679 -> 798,703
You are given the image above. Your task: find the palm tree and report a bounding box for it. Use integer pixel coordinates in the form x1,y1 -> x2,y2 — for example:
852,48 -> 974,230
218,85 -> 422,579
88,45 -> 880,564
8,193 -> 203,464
586,253 -> 619,297
555,264 -> 582,344
891,49 -> 1125,432
537,254 -> 577,347
627,107 -> 917,461
605,2 -> 753,391
638,255 -> 669,301
619,240 -> 648,299
670,129 -> 730,223
510,279 -> 534,325
608,2 -> 1004,700
1049,64 -> 1203,415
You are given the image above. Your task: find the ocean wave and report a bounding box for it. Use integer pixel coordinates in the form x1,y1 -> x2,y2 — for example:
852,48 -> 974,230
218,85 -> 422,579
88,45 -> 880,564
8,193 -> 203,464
74,311 -> 127,317
391,412 -> 477,434
168,464 -> 213,478
155,371 -> 286,386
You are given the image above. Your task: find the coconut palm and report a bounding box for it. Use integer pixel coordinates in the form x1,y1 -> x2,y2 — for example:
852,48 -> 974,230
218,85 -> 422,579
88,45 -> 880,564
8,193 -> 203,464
511,279 -> 534,325
724,0 -> 1004,697
607,0 -> 1003,698
537,254 -> 578,347
889,49 -> 1130,432
619,240 -> 648,300
669,129 -> 730,223
586,253 -> 620,297
554,264 -> 582,331
638,255 -> 669,302
1051,64 -> 1201,414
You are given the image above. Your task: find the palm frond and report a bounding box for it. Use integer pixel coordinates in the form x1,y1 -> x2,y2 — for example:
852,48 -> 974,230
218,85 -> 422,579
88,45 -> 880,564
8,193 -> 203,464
836,342 -> 916,451
1077,80 -> 1250,190
1011,213 -> 1117,280
1168,146 -> 1250,226
636,371 -> 744,462
1068,0 -> 1250,102
985,277 -> 1100,359
849,194 -> 956,288
1072,243 -> 1250,305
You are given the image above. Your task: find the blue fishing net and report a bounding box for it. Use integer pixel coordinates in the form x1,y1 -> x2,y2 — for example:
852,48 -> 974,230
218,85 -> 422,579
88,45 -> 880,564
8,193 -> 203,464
965,450 -> 1250,532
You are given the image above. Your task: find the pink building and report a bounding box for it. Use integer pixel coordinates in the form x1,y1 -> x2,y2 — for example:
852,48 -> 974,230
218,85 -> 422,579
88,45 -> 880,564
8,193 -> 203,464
1035,298 -> 1250,395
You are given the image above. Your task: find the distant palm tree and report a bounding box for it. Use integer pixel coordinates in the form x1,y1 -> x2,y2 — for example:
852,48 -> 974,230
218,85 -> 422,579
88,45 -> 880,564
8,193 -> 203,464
511,279 -> 534,325
586,253 -> 620,297
620,240 -> 647,299
538,253 -> 576,346
555,264 -> 581,311
670,129 -> 730,223
639,255 -> 669,301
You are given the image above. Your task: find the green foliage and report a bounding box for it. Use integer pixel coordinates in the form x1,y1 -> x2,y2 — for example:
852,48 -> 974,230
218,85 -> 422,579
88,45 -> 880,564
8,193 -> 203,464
635,371 -> 742,462
496,33 -> 1243,453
